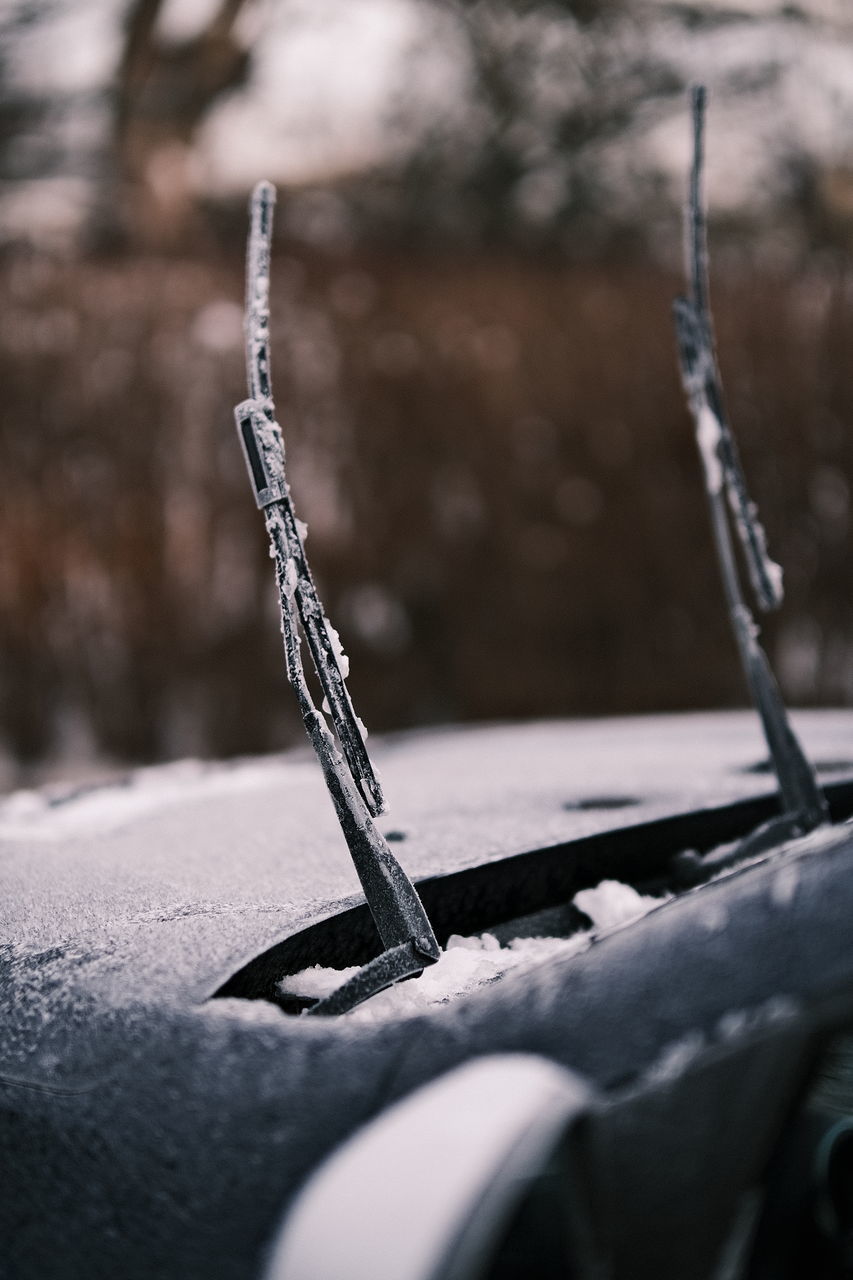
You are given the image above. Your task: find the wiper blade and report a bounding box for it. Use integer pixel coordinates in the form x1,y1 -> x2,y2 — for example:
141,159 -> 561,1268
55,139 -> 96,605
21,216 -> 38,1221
672,87 -> 828,843
240,180 -> 383,817
678,87 -> 784,617
234,181 -> 439,1014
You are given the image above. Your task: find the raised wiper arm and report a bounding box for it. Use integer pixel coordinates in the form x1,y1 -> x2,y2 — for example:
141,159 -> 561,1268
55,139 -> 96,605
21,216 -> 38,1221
680,88 -> 784,616
241,181 -> 383,817
235,182 -> 439,1014
672,87 -> 828,853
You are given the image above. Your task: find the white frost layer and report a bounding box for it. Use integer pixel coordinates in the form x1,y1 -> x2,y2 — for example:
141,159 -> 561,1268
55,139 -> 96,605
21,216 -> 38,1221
280,880 -> 667,1021
0,757 -> 309,841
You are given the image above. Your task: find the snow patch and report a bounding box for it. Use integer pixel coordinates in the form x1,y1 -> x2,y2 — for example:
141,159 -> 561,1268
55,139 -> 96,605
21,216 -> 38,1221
279,930 -> 590,1021
325,621 -> 350,679
281,878 -> 667,1020
696,402 -> 723,494
716,994 -> 800,1040
698,899 -> 729,932
643,1031 -> 706,1085
283,557 -> 298,598
717,1008 -> 749,1040
771,861 -> 799,907
764,556 -> 784,604
574,879 -> 667,930
0,757 -> 307,841
279,560 -> 298,599
643,994 -> 803,1086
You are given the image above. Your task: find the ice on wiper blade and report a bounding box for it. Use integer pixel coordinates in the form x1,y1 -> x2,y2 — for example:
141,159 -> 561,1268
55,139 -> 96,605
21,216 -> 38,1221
672,86 -> 828,853
234,181 -> 439,1015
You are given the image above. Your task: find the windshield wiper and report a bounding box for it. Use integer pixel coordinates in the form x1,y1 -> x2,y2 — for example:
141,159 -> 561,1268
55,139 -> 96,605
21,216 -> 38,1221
672,87 -> 828,874
234,181 -> 439,1014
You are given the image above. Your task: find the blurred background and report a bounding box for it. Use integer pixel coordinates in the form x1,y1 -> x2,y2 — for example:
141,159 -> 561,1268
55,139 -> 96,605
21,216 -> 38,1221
0,0 -> 852,790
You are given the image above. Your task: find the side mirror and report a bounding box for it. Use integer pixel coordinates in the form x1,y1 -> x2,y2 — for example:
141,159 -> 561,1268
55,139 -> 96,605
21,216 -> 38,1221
264,1055 -> 601,1280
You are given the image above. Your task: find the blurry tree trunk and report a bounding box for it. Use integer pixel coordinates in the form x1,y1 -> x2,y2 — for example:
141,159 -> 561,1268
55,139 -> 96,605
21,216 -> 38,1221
92,0 -> 252,251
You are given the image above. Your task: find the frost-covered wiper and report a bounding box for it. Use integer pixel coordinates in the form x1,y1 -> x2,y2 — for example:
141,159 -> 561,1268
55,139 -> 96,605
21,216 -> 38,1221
234,181 -> 439,1014
672,87 -> 828,863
